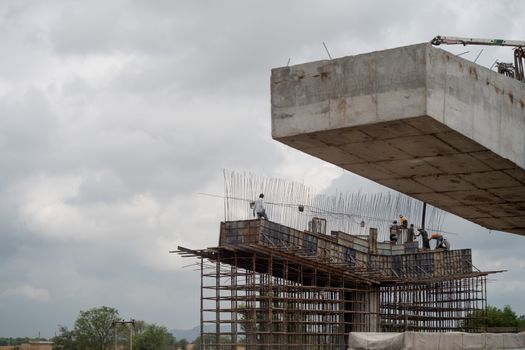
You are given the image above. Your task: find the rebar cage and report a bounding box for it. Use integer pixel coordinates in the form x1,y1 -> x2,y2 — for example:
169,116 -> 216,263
199,250 -> 376,350
379,277 -> 487,332
183,248 -> 488,350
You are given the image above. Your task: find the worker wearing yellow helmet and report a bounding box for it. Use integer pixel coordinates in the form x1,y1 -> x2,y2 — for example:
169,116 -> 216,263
399,215 -> 408,229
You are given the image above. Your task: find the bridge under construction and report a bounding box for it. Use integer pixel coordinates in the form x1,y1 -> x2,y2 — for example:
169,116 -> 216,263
175,171 -> 501,349
174,39 -> 525,348
177,217 -> 496,349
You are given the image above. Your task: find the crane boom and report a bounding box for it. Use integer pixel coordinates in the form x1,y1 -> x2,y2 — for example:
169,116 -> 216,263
431,35 -> 525,48
431,35 -> 525,82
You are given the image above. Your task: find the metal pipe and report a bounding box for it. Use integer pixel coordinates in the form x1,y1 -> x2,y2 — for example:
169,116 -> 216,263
421,202 -> 427,230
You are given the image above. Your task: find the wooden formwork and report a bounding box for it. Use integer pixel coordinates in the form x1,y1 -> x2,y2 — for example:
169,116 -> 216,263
220,220 -> 475,280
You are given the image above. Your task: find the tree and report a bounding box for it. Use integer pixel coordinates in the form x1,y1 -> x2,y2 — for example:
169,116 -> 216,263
464,304 -> 525,330
52,307 -> 179,350
175,338 -> 188,350
132,320 -> 146,335
500,305 -> 521,327
74,306 -> 121,350
133,324 -> 175,350
118,319 -> 145,349
52,325 -> 77,350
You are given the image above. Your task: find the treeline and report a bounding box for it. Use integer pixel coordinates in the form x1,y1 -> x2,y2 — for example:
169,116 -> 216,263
0,338 -> 47,346
464,305 -> 525,329
52,306 -> 189,350
6,304 -> 525,349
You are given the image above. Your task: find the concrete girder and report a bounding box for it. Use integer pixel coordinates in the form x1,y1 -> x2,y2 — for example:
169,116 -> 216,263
271,43 -> 525,235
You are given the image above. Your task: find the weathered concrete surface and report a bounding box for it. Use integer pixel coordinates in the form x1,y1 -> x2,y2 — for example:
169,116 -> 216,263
271,43 -> 525,235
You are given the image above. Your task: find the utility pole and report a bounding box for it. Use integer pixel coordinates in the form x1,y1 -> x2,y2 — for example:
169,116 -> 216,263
112,319 -> 135,350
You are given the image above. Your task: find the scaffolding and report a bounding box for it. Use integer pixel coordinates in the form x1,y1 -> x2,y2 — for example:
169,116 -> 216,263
175,219 -> 497,349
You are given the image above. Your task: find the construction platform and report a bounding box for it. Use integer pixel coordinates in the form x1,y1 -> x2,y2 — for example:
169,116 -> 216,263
271,43 -> 525,235
177,219 -> 498,349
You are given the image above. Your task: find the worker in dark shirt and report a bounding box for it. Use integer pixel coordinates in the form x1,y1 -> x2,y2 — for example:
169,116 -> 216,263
417,228 -> 430,249
389,220 -> 399,243
407,224 -> 415,243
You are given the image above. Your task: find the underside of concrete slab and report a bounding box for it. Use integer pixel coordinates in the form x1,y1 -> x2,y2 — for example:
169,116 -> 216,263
271,43 -> 525,235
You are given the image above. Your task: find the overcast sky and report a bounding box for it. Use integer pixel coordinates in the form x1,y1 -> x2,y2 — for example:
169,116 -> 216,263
1,0 -> 525,338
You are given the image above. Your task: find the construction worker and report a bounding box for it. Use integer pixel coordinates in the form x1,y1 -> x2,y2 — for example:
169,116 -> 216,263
406,224 -> 415,243
417,228 -> 430,249
253,193 -> 268,220
431,233 -> 450,250
389,220 -> 399,243
399,215 -> 408,229
442,238 -> 451,250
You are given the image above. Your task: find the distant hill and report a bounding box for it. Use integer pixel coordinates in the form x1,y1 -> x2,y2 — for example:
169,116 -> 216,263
171,325 -> 231,342
170,325 -> 200,342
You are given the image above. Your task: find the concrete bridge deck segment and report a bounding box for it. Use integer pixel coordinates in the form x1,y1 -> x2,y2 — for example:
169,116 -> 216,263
271,43 -> 525,235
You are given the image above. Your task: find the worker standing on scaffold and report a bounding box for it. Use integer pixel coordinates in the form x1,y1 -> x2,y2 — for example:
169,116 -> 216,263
389,220 -> 399,244
407,224 -> 415,243
397,215 -> 408,242
253,193 -> 268,220
399,215 -> 408,229
417,228 -> 430,250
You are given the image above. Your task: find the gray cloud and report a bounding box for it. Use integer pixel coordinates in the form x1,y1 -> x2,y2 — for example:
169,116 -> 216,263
0,0 -> 524,339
